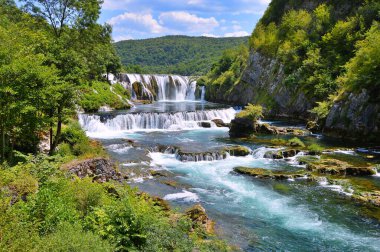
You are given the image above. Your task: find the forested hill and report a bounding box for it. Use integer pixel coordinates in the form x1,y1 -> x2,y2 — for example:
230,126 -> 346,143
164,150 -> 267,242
114,35 -> 248,75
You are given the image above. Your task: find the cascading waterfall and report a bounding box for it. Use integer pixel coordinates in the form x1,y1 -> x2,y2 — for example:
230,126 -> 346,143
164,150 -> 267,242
79,108 -> 236,133
118,73 -> 198,101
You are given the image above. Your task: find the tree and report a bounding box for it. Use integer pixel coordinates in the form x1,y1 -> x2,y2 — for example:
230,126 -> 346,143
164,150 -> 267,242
21,0 -> 103,37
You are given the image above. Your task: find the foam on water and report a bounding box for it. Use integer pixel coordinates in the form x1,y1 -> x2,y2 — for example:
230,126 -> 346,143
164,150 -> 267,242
163,190 -> 200,202
78,108 -> 236,136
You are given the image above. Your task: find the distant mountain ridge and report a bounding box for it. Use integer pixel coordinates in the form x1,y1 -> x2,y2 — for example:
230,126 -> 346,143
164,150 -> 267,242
114,35 -> 248,76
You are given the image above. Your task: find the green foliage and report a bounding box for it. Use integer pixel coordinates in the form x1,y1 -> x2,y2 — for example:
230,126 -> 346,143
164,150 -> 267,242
203,45 -> 249,100
78,81 -> 131,112
288,137 -> 306,148
236,104 -> 264,122
115,35 -> 248,76
308,143 -> 324,153
341,22 -> 380,92
310,101 -> 333,121
0,2 -> 123,160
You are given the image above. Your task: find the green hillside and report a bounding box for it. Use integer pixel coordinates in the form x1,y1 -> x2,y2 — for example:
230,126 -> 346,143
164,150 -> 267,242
114,35 -> 249,75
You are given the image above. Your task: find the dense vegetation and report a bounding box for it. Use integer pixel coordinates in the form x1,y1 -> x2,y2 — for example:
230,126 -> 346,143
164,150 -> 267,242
0,120 -> 230,251
0,0 -> 125,162
0,1 -> 231,251
114,35 -> 249,76
202,0 -> 380,122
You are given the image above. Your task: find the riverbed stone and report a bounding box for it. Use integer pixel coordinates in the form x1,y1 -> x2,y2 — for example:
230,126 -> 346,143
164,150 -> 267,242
233,167 -> 306,180
224,146 -> 251,156
186,204 -> 215,234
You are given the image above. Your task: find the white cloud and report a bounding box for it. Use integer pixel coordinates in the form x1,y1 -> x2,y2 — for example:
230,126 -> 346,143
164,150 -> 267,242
187,0 -> 204,5
224,31 -> 249,37
159,11 -> 219,33
108,12 -> 164,34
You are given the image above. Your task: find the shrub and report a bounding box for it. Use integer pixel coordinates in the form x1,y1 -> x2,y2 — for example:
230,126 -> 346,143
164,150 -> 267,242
236,103 -> 263,122
308,143 -> 324,153
288,137 -> 306,148
36,222 -> 114,252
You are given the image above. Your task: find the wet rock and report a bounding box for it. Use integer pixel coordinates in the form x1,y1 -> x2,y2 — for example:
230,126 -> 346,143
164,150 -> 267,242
199,121 -> 212,128
212,119 -> 230,127
264,151 -> 284,159
233,167 -> 306,180
229,117 -> 256,138
224,146 -> 251,156
64,158 -> 122,182
186,204 -> 215,234
259,123 -> 278,134
306,159 -> 376,176
353,191 -> 380,207
176,150 -> 227,162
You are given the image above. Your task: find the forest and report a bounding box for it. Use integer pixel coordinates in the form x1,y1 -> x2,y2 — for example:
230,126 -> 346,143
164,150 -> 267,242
114,35 -> 248,76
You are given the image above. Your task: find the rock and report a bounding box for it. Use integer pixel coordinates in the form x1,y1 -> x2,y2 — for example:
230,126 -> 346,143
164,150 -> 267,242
186,204 -> 215,234
63,158 -> 122,182
264,151 -> 284,159
353,191 -> 380,207
233,167 -> 306,180
324,89 -> 380,142
229,117 -> 256,138
199,121 -> 212,128
176,150 -> 227,162
306,158 -> 376,176
259,123 -> 278,134
224,146 -> 251,156
212,119 -> 230,127
306,121 -> 320,132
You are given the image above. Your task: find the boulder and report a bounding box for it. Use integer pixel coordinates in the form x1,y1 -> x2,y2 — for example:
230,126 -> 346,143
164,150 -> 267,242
224,146 -> 251,156
264,151 -> 284,159
64,158 -> 122,182
229,117 -> 257,138
212,119 -> 230,127
186,204 -> 214,234
199,122 -> 212,128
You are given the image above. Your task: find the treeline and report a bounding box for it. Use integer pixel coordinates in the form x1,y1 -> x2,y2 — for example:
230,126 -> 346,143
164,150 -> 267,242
0,0 -> 122,162
202,0 -> 380,121
114,35 -> 249,76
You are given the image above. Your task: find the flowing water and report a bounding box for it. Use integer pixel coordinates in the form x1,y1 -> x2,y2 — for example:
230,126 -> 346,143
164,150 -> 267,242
80,78 -> 380,251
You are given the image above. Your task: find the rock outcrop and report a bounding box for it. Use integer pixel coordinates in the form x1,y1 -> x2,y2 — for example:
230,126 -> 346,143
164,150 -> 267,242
324,89 -> 380,142
186,204 -> 215,234
64,158 -> 123,182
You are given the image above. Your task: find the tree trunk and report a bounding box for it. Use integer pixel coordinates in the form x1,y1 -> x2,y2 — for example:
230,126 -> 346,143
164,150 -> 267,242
49,106 -> 63,155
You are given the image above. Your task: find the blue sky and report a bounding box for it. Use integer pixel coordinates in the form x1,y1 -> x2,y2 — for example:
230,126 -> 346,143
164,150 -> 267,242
99,0 -> 270,41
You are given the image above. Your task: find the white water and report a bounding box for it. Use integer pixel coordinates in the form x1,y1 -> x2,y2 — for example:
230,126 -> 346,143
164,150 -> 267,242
118,73 -> 197,101
78,108 -> 236,135
149,152 -> 380,251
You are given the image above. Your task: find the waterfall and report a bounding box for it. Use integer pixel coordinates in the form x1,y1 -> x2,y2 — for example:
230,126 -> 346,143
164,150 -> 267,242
200,86 -> 205,101
79,108 -> 236,133
118,73 -> 198,101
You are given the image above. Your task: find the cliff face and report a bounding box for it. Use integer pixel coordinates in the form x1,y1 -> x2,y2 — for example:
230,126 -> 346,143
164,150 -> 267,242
324,90 -> 380,141
227,51 -> 314,119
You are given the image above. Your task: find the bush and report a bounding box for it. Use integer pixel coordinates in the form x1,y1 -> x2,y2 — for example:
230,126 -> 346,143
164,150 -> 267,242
236,103 -> 263,122
36,222 -> 114,252
288,137 -> 306,148
308,143 -> 324,153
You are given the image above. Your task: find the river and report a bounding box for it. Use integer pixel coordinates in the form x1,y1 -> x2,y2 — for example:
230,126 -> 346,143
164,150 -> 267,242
79,75 -> 380,251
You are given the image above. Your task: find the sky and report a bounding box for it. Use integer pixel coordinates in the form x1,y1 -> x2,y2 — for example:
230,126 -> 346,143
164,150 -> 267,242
99,0 -> 270,41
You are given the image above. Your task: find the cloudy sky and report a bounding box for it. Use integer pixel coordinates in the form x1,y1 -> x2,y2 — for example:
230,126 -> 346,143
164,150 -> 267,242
99,0 -> 270,41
